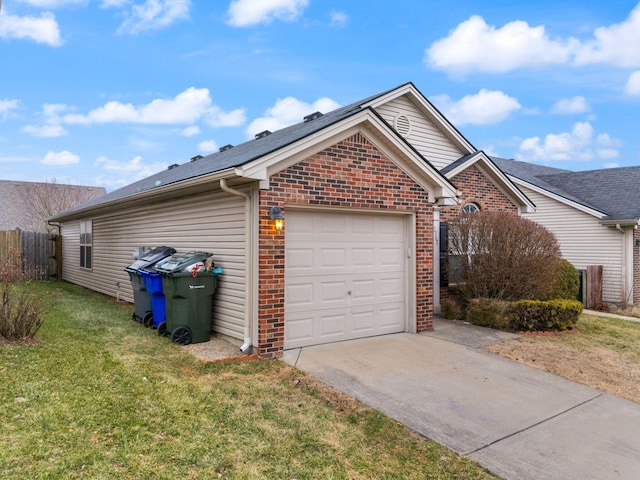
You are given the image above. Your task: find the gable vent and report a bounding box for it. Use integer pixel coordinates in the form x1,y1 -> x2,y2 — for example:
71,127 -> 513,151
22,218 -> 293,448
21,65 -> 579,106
303,111 -> 323,122
395,114 -> 411,136
255,130 -> 272,139
219,144 -> 234,152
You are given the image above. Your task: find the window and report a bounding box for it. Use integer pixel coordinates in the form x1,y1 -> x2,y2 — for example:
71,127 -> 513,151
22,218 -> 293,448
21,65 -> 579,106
461,202 -> 480,214
80,220 -> 92,269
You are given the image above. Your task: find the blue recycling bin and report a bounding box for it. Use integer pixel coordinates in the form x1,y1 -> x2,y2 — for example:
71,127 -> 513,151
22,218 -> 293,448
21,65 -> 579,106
124,246 -> 175,325
140,269 -> 168,334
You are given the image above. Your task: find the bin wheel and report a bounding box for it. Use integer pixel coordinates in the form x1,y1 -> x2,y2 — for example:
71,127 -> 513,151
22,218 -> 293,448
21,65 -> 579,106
157,321 -> 167,337
171,326 -> 192,346
142,312 -> 154,328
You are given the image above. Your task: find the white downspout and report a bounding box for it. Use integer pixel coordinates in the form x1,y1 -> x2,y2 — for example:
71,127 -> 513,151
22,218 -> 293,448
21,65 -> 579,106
433,207 -> 441,315
220,179 -> 253,352
615,224 -> 634,305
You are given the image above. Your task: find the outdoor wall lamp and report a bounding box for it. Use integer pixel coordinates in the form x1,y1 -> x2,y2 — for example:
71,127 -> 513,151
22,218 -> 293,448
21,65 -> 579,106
269,206 -> 284,231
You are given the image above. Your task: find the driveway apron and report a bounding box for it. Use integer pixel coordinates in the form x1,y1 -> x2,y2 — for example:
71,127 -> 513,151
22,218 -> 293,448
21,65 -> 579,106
282,321 -> 640,480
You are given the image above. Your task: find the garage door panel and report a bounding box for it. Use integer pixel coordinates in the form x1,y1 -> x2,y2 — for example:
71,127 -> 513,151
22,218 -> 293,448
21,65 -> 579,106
285,210 -> 409,349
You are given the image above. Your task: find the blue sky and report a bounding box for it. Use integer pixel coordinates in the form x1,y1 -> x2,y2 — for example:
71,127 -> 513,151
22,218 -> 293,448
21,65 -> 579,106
2,0 -> 640,191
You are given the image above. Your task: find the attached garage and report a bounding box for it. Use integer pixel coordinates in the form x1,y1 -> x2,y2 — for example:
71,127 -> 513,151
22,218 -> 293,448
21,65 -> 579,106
284,209 -> 411,348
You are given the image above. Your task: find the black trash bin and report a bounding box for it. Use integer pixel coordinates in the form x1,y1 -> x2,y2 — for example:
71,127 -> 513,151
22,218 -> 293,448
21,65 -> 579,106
124,246 -> 176,326
154,251 -> 220,345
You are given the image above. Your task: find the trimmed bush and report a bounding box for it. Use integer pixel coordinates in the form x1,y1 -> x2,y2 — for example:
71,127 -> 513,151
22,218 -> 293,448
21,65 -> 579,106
506,299 -> 582,332
465,298 -> 510,330
545,258 -> 580,300
441,299 -> 462,320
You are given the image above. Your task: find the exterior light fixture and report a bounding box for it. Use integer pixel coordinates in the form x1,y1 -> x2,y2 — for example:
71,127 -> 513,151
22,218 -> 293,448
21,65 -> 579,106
269,206 -> 284,231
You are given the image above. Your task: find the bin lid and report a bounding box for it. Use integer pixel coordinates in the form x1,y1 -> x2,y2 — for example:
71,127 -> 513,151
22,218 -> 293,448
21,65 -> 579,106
125,246 -> 176,272
154,251 -> 213,274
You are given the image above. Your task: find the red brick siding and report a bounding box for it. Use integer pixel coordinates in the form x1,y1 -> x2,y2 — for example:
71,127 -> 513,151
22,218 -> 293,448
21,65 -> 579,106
439,164 -> 519,304
257,132 -> 435,358
634,229 -> 640,304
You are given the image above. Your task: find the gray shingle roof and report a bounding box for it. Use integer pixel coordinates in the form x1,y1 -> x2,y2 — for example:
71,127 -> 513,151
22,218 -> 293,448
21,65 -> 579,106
52,83 -> 413,219
493,158 -> 640,221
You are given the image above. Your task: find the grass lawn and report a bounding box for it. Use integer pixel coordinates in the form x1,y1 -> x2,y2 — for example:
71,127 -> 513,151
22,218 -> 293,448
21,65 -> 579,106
486,313 -> 640,404
0,282 -> 495,480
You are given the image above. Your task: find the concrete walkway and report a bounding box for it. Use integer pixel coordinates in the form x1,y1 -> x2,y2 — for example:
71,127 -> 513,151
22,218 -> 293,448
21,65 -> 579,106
282,320 -> 640,480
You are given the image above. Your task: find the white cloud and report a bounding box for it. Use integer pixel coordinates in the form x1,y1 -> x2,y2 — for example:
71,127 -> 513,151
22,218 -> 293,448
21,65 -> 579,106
0,99 -> 20,120
117,0 -> 190,34
42,150 -> 80,166
60,87 -> 245,127
180,125 -> 201,137
101,0 -> 129,7
246,96 -> 340,138
551,96 -> 590,114
516,122 -> 621,162
22,124 -> 68,137
197,140 -> 217,153
426,15 -> 573,74
426,4 -> 640,74
0,11 -> 63,46
330,11 -> 348,27
604,162 -> 620,168
94,155 -> 167,180
431,89 -> 521,125
573,3 -> 640,68
624,71 -> 640,95
227,0 -> 309,27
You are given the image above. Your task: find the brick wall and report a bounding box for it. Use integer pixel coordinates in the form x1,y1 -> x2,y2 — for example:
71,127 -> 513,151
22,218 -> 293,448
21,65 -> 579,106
257,132 -> 435,358
439,164 -> 519,305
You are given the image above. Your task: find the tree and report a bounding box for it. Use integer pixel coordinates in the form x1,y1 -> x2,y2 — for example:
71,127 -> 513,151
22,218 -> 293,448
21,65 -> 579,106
16,178 -> 103,234
448,210 -> 561,301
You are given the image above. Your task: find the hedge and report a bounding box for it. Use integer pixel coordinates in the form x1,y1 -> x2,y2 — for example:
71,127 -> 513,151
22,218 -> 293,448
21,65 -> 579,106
506,299 -> 583,332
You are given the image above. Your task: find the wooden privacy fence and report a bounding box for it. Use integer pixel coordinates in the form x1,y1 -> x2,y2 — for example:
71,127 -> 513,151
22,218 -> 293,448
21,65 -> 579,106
0,229 -> 58,280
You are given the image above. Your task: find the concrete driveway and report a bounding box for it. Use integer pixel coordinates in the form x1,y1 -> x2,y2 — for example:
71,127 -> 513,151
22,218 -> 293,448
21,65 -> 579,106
282,319 -> 640,480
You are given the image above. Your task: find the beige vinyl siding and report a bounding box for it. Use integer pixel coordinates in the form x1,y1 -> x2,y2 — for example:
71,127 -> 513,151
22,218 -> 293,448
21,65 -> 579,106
520,186 -> 624,303
60,189 -> 247,340
374,96 -> 465,169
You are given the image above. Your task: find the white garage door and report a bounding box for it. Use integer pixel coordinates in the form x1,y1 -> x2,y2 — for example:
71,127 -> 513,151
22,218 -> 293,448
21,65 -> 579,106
284,210 -> 408,349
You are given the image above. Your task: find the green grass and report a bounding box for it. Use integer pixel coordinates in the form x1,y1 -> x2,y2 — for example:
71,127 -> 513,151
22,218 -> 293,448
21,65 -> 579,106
1,282 -> 494,479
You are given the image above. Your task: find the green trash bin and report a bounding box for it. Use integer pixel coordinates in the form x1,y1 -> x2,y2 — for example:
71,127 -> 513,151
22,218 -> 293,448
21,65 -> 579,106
155,252 -> 219,345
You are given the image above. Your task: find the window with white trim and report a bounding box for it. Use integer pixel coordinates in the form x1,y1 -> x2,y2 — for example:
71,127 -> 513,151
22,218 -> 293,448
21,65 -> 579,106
80,220 -> 92,269
461,202 -> 480,214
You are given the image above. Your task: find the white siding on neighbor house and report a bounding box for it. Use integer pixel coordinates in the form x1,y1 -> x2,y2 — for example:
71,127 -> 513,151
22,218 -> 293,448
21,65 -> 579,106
374,96 -> 465,169
60,190 -> 247,340
520,185 -> 624,303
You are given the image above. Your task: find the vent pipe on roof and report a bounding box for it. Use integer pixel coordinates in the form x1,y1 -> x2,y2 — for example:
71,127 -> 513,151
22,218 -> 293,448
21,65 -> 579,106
303,111 -> 323,122
255,130 -> 272,139
190,155 -> 203,162
219,144 -> 234,152
167,163 -> 179,170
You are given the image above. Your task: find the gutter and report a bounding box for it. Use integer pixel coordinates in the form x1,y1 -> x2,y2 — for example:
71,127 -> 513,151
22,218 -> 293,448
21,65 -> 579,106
219,179 -> 253,353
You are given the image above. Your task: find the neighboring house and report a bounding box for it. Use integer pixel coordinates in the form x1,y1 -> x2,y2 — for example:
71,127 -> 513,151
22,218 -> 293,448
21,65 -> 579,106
0,180 -> 106,233
493,158 -> 640,306
50,82 -> 531,358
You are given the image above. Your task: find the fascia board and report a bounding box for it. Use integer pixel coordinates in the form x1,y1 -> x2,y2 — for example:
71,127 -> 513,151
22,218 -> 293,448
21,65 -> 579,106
508,175 -> 606,219
363,83 -> 476,155
236,109 -> 458,202
445,152 -> 536,213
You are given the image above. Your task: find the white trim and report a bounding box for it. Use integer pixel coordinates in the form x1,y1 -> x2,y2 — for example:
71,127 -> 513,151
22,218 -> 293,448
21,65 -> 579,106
433,207 -> 441,315
508,175 -> 606,219
237,109 -> 458,204
363,83 -> 476,155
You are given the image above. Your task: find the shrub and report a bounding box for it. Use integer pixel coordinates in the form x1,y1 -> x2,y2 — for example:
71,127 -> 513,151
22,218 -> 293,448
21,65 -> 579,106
447,211 -> 561,301
0,251 -> 47,341
506,299 -> 582,332
440,299 -> 462,320
545,258 -> 580,300
464,298 -> 510,330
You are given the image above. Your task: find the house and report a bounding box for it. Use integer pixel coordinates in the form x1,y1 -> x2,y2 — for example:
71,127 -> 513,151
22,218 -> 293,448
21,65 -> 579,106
0,180 -> 106,233
49,82 -> 532,358
493,158 -> 640,306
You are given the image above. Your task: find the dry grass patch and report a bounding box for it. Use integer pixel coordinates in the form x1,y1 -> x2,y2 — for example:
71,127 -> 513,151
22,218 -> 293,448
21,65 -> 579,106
486,314 -> 640,403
